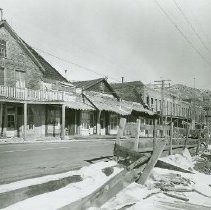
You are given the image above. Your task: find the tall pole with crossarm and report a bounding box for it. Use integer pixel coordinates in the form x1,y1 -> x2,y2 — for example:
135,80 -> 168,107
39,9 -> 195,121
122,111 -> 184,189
154,79 -> 171,137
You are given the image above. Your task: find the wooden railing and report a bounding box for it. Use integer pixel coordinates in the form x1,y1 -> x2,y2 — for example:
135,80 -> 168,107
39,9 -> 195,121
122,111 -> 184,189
0,85 -> 76,102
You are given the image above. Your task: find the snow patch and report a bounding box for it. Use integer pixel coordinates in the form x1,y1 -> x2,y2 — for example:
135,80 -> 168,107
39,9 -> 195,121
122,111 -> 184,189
2,161 -> 122,210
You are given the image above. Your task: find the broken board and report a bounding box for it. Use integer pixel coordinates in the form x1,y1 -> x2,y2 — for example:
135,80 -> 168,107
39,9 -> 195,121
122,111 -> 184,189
138,139 -> 167,184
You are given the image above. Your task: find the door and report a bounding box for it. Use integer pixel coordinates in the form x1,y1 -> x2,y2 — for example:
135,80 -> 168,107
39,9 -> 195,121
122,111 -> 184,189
6,105 -> 17,137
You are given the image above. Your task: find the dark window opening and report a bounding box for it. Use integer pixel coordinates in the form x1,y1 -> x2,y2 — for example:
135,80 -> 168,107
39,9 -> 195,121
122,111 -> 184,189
0,40 -> 6,58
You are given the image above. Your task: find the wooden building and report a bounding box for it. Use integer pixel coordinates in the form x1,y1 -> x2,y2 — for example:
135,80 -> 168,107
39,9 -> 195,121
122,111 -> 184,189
0,20 -> 155,140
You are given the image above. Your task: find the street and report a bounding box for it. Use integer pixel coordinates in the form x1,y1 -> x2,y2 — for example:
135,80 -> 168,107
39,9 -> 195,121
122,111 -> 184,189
0,140 -> 114,184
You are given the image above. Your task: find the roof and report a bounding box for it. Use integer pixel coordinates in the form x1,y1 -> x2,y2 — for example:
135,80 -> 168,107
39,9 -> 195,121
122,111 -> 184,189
65,94 -> 94,110
121,100 -> 155,116
0,20 -> 67,82
83,91 -> 156,116
110,81 -> 145,104
72,78 -> 119,99
72,78 -> 105,89
84,91 -> 131,115
25,43 -> 68,82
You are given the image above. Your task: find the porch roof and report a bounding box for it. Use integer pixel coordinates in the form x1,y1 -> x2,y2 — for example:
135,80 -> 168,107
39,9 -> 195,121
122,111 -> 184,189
65,94 -> 95,110
132,102 -> 155,116
121,100 -> 155,116
84,92 -> 131,115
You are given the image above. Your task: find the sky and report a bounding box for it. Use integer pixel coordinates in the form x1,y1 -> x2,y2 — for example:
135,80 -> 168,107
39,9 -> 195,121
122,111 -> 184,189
1,0 -> 211,90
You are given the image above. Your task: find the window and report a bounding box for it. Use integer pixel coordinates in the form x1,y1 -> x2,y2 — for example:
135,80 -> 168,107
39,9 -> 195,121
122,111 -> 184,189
159,100 -> 161,111
16,71 -> 25,88
146,96 -> 150,106
0,40 -> 6,58
7,114 -> 15,130
0,67 -> 4,85
155,99 -> 158,112
99,83 -> 104,93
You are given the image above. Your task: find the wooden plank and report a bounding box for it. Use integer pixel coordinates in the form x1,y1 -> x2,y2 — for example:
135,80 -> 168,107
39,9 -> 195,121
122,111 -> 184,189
113,143 -> 150,161
127,153 -> 151,170
140,124 -> 171,131
59,164 -> 146,210
133,119 -> 140,151
116,118 -> 126,146
137,144 -> 198,153
138,139 -> 166,184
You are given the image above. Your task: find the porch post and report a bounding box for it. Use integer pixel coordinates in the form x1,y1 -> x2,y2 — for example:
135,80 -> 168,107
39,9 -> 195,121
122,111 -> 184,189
74,110 -> 77,135
0,103 -> 3,136
3,104 -> 7,136
61,104 -> 65,140
96,110 -> 101,135
23,103 -> 27,140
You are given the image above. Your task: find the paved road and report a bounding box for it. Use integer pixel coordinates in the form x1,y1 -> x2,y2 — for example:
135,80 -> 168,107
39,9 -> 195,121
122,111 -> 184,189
0,140 -> 114,184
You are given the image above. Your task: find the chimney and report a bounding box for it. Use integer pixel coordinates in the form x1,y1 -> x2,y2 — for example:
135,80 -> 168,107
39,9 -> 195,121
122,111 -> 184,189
121,77 -> 124,83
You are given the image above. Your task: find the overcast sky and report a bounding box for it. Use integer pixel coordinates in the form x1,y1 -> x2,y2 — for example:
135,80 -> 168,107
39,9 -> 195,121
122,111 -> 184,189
1,0 -> 211,89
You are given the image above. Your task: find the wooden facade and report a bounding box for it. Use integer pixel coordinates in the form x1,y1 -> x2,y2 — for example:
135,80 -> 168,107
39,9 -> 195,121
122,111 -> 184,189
0,20 -> 157,140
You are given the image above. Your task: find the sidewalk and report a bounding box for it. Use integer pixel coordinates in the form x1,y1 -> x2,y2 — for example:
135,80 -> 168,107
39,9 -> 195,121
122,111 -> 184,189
0,135 -> 116,145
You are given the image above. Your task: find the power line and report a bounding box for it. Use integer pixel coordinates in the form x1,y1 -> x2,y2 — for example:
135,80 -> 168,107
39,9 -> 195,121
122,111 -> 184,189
172,0 -> 211,56
154,0 -> 211,67
35,48 -> 121,83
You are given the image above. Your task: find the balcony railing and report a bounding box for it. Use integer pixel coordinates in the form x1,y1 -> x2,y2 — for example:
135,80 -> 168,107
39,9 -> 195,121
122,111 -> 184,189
0,85 -> 76,102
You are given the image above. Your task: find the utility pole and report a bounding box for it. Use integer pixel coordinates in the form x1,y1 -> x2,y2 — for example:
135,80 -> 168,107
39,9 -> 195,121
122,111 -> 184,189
154,79 -> 171,136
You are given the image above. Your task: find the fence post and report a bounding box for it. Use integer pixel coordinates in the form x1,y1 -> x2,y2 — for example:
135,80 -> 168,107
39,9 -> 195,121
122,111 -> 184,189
169,122 -> 173,155
116,118 -> 126,146
134,119 -> 140,151
196,124 -> 202,155
153,119 -> 157,151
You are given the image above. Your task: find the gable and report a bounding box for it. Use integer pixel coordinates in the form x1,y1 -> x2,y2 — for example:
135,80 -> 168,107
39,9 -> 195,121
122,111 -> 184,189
0,21 -> 67,86
0,26 -> 43,89
72,78 -> 119,99
87,80 -> 115,96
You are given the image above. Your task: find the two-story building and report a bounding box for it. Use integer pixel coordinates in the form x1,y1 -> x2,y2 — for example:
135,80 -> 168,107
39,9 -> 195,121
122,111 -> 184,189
0,20 -> 97,140
0,20 -> 156,140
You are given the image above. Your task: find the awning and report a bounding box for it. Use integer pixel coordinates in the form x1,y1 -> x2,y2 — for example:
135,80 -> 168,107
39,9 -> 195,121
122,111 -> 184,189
121,100 -> 155,116
65,100 -> 95,110
132,102 -> 155,116
65,94 -> 95,110
84,92 -> 131,115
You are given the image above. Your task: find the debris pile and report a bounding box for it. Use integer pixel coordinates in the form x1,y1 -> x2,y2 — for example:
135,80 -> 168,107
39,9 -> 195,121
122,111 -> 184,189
193,156 -> 211,175
153,173 -> 193,191
144,172 -> 194,202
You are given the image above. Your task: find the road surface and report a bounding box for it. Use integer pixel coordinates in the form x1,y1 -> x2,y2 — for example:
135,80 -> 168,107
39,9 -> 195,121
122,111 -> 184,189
0,140 -> 114,184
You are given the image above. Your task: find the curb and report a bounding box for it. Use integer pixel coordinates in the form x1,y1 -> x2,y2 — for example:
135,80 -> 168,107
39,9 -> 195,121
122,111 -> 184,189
0,138 -> 116,145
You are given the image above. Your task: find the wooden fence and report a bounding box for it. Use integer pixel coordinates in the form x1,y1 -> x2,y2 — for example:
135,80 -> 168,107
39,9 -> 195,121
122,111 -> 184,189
117,118 -> 204,155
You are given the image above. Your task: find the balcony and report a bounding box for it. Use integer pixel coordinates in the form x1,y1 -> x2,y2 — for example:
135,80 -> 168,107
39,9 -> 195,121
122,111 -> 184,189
0,85 -> 76,102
